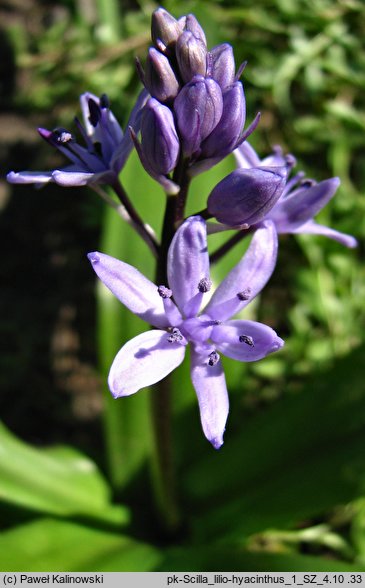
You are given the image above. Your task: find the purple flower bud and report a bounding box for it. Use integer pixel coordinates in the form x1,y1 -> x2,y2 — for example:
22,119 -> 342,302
208,166 -> 288,226
201,82 -> 245,159
151,8 -> 182,54
174,75 -> 223,157
178,14 -> 207,46
207,44 -> 236,89
144,48 -> 180,103
176,31 -> 207,83
140,98 -> 180,176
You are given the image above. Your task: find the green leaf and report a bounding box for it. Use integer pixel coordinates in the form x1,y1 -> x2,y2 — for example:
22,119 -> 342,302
0,518 -> 161,571
97,152 -> 164,491
0,422 -> 128,525
161,545 -> 365,572
183,345 -> 365,541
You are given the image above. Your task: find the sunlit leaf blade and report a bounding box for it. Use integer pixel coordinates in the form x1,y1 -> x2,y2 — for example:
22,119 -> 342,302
0,422 -> 128,525
183,345 -> 365,541
0,518 -> 162,572
97,151 -> 164,491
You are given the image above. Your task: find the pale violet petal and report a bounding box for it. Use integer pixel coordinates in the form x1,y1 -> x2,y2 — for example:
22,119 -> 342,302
7,171 -> 53,184
289,220 -> 358,248
270,177 -> 340,231
190,346 -> 229,449
108,330 -> 186,397
80,92 -> 100,137
112,89 -> 149,172
205,220 -> 278,321
52,169 -> 95,186
167,216 -> 210,316
233,141 -> 261,169
211,319 -> 284,362
87,251 -> 168,329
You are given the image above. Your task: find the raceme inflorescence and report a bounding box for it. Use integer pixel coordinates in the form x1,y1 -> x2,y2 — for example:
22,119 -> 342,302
7,7 -> 357,449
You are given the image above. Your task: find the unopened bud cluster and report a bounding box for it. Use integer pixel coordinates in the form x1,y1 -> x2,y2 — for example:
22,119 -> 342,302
133,8 -> 249,194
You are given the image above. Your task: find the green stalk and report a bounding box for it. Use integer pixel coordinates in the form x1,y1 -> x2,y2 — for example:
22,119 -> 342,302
95,0 -> 122,44
147,164 -> 191,534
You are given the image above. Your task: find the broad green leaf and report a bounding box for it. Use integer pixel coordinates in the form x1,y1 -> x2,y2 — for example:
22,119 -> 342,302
97,151 -> 163,491
0,422 -> 128,525
183,345 -> 365,541
0,518 -> 161,571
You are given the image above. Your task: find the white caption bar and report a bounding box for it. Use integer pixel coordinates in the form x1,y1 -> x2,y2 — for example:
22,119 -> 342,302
0,573 -> 364,588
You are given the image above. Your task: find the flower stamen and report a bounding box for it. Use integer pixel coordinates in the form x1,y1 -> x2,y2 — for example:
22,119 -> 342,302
167,327 -> 184,343
239,334 -> 254,346
198,277 -> 212,293
208,350 -> 220,366
237,288 -> 251,301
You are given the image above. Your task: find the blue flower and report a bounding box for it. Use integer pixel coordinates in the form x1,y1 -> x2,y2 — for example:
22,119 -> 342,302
231,142 -> 357,248
7,91 -> 147,188
88,216 -> 283,449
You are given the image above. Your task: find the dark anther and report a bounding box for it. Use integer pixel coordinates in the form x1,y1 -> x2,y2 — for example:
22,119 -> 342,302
198,277 -> 212,293
100,93 -> 110,109
239,335 -> 254,346
93,142 -> 103,156
88,99 -> 101,127
167,327 -> 183,343
158,285 -> 172,298
237,288 -> 251,301
208,350 -> 220,366
53,128 -> 73,144
300,178 -> 316,188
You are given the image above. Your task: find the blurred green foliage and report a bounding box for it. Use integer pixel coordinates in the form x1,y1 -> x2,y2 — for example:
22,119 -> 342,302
2,0 -> 365,573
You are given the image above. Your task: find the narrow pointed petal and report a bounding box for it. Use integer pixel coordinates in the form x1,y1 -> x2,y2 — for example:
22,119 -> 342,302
7,171 -> 53,184
80,92 -> 100,137
109,330 -> 186,397
261,145 -> 289,168
211,320 -> 284,362
270,177 -> 340,231
87,251 -> 168,328
190,346 -> 229,449
167,216 -> 210,315
52,169 -> 95,186
112,89 -> 149,172
289,220 -> 358,248
233,141 -> 261,169
205,220 -> 278,321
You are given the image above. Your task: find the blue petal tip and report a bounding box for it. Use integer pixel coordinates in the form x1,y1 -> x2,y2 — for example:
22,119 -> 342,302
87,252 -> 100,264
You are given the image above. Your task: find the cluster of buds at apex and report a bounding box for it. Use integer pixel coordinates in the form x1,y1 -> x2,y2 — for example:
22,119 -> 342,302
133,6 -> 253,182
207,165 -> 288,227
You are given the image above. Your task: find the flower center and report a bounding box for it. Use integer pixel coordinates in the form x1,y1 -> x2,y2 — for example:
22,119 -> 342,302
167,327 -> 184,343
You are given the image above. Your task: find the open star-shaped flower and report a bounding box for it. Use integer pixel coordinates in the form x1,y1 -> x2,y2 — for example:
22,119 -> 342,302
88,216 -> 283,449
7,90 -> 147,188
233,142 -> 357,247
